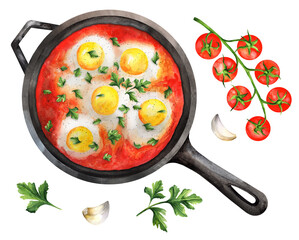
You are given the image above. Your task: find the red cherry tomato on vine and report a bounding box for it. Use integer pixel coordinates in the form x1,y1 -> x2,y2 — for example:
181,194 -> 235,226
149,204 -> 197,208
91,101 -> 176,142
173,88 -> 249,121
255,60 -> 280,86
227,86 -> 252,111
237,33 -> 262,60
266,87 -> 292,113
195,33 -> 222,59
246,116 -> 271,141
212,57 -> 238,84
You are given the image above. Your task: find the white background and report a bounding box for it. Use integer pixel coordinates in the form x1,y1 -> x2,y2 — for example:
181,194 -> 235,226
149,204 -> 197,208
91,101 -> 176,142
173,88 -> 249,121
1,0 -> 298,239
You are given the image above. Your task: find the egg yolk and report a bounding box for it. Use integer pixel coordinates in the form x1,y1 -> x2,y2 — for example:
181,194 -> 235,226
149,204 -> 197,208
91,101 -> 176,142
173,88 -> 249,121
91,86 -> 119,115
139,99 -> 167,126
77,42 -> 105,70
66,126 -> 93,153
120,48 -> 148,75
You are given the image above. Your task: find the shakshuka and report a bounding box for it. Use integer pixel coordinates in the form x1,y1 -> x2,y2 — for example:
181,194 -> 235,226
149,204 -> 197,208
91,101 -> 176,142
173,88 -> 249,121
36,24 -> 184,170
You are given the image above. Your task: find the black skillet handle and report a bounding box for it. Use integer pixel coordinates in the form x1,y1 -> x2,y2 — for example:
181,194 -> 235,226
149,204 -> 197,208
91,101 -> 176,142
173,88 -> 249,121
11,20 -> 58,73
172,137 -> 268,215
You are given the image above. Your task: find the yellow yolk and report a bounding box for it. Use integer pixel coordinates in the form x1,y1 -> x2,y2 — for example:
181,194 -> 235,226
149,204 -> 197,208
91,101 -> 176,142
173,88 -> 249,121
91,86 -> 119,115
138,99 -> 167,126
66,126 -> 93,152
120,48 -> 148,75
77,42 -> 105,70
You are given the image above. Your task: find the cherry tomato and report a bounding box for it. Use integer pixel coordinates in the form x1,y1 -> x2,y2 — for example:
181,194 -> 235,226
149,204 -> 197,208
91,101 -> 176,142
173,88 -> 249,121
195,33 -> 222,59
212,57 -> 238,84
246,116 -> 271,141
227,86 -> 252,111
255,60 -> 280,86
237,33 -> 262,60
266,87 -> 292,113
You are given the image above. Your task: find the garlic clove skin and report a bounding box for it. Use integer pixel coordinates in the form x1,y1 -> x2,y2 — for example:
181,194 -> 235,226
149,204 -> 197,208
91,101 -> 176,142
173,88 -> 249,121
82,201 -> 109,225
211,114 -> 236,141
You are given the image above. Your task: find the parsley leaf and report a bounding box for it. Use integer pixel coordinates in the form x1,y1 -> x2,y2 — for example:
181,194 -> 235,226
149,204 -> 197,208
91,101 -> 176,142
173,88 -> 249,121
134,142 -> 142,149
118,104 -> 130,114
70,137 -> 81,145
43,90 -> 52,95
57,77 -> 66,87
164,86 -> 173,98
108,129 -> 121,145
17,181 -> 61,213
45,120 -> 53,132
103,153 -> 112,161
132,79 -> 151,93
110,37 -> 120,47
133,105 -> 142,110
89,142 -> 99,151
97,94 -> 104,97
85,72 -> 92,83
151,207 -> 167,232
114,62 -> 119,70
122,78 -> 133,89
56,94 -> 66,102
117,116 -> 125,128
126,91 -> 138,102
93,118 -> 101,124
109,72 -> 124,88
72,89 -> 83,99
144,180 -> 165,204
98,66 -> 108,74
144,123 -> 154,131
151,52 -> 159,65
74,68 -> 81,77
147,138 -> 158,146
87,50 -> 99,58
60,66 -> 67,71
158,110 -> 166,113
66,107 -> 79,120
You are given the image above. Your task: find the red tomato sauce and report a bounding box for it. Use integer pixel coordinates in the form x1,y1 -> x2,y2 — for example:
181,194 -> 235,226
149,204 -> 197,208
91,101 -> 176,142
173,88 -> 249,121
36,24 -> 184,170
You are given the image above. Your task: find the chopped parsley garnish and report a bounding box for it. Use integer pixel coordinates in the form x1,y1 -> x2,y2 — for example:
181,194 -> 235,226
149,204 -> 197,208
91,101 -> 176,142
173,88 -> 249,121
56,94 -> 66,102
117,117 -> 125,128
164,86 -> 173,99
84,72 -> 92,83
93,118 -> 102,124
74,68 -> 81,77
57,77 -> 66,87
147,138 -> 159,146
60,66 -> 67,71
132,79 -> 151,93
134,142 -> 142,149
114,62 -> 119,70
87,50 -> 99,58
122,78 -> 133,89
72,89 -> 83,99
98,66 -> 108,74
43,90 -> 52,95
133,105 -> 142,110
158,110 -> 166,113
108,129 -> 121,145
70,137 -> 81,145
126,91 -> 138,102
143,123 -> 154,131
103,153 -> 112,161
110,37 -> 120,47
45,120 -> 53,132
89,142 -> 99,151
109,72 -> 124,88
96,93 -> 104,97
151,52 -> 159,64
118,104 -> 130,114
66,107 -> 79,120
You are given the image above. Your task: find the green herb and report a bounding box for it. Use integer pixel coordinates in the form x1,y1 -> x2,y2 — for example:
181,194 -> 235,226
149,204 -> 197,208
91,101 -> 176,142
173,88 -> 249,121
70,137 -> 81,145
17,181 -> 61,213
74,68 -> 81,77
118,104 -> 130,114
103,153 -> 112,161
57,77 -> 66,87
109,72 -> 124,88
97,94 -> 104,97
56,94 -> 66,102
98,66 -> 108,74
134,142 -> 142,149
45,120 -> 53,132
133,105 -> 142,110
114,62 -> 119,70
158,110 -> 166,113
122,78 -> 133,89
43,90 -> 52,95
132,79 -> 151,93
66,107 -> 79,120
60,66 -> 67,71
85,72 -> 92,83
110,37 -> 120,47
151,52 -> 160,64
89,142 -> 99,151
87,50 -> 99,58
117,117 -> 125,128
147,138 -> 159,146
72,89 -> 83,99
108,129 -> 121,145
93,118 -> 101,124
137,181 -> 202,232
126,91 -> 138,102
143,123 -> 154,131
164,86 -> 172,98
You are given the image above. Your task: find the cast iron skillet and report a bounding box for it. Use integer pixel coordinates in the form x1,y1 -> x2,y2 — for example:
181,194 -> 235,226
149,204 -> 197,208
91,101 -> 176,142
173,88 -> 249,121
12,10 -> 267,215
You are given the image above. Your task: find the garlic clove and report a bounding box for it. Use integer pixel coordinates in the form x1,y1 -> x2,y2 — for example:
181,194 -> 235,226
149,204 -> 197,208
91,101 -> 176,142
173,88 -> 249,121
211,114 -> 236,141
82,201 -> 109,225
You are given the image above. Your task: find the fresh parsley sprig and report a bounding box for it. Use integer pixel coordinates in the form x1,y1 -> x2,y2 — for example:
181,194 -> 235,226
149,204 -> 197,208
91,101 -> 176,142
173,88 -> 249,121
108,129 -> 121,145
137,180 -> 202,232
109,72 -> 124,88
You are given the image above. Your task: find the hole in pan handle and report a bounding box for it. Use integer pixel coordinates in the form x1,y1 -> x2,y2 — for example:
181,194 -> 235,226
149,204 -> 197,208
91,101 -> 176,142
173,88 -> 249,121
11,20 -> 58,73
172,137 -> 268,215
